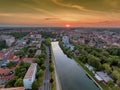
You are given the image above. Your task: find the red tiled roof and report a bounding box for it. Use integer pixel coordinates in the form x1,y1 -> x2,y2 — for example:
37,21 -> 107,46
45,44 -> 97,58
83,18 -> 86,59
23,58 -> 35,63
0,68 -> 14,75
24,63 -> 36,79
0,52 -> 5,59
0,76 -> 14,81
7,53 -> 14,60
0,87 -> 24,90
7,53 -> 19,61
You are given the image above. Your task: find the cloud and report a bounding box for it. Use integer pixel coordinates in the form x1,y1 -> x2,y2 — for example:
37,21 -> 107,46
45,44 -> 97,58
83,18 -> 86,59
51,0 -> 89,11
44,18 -> 60,21
0,13 -> 13,17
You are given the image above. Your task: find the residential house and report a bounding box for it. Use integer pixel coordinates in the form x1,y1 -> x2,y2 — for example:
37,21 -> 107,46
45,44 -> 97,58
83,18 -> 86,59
7,53 -> 19,62
0,52 -> 5,60
0,68 -> 14,82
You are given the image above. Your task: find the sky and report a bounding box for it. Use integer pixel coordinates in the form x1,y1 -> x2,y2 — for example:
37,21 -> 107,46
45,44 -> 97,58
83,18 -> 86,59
0,0 -> 120,27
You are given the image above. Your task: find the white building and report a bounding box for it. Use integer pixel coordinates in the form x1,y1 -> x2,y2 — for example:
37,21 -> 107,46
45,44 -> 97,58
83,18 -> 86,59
23,63 -> 37,90
35,50 -> 41,56
5,37 -> 15,46
95,71 -> 113,83
66,44 -> 75,51
0,35 -> 15,46
62,36 -> 74,51
62,36 -> 69,45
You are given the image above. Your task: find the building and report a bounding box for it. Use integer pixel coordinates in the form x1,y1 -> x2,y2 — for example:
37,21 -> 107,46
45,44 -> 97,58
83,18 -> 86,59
36,43 -> 41,48
0,52 -> 5,60
95,71 -> 113,83
23,58 -> 35,64
7,53 -> 19,62
29,33 -> 41,41
0,35 -> 15,47
66,44 -> 75,51
62,36 -> 74,51
23,63 -> 37,90
0,87 -> 24,90
62,36 -> 69,45
35,50 -> 41,56
0,68 -> 14,82
5,37 -> 15,47
16,45 -> 24,50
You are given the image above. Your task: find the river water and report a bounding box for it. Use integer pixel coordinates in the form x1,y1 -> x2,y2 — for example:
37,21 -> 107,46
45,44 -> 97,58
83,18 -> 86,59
52,42 -> 100,90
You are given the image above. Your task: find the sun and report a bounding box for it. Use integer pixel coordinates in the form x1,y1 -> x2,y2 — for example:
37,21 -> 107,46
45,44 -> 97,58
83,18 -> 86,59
65,24 -> 70,28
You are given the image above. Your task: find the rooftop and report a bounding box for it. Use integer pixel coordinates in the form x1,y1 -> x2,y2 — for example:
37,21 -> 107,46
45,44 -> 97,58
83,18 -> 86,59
23,58 -> 35,63
35,50 -> 41,56
0,68 -> 13,75
24,63 -> 37,79
7,53 -> 19,61
96,71 -> 113,83
0,52 -> 5,59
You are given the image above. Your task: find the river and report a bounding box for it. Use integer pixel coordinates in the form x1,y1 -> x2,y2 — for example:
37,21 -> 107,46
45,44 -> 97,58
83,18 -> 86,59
51,42 -> 100,90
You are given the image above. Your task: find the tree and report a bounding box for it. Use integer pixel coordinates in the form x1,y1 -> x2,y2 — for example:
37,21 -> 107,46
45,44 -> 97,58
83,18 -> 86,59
0,40 -> 8,50
50,78 -> 54,83
49,65 -> 54,72
87,54 -> 101,70
79,55 -> 88,63
103,63 -> 112,74
6,61 -> 17,69
5,78 -> 17,88
18,50 -> 25,57
15,67 -> 26,78
35,58 -> 44,66
117,78 -> 120,86
36,69 -> 44,78
14,78 -> 23,87
15,62 -> 30,78
32,81 -> 39,90
111,70 -> 120,81
43,38 -> 51,46
41,64 -> 46,70
107,80 -> 114,87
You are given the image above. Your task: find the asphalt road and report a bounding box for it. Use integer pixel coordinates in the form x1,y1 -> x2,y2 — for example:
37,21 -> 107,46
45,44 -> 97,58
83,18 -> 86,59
42,46 -> 50,90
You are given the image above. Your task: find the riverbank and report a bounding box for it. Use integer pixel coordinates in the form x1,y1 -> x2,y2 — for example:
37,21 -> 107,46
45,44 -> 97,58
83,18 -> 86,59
74,57 -> 103,90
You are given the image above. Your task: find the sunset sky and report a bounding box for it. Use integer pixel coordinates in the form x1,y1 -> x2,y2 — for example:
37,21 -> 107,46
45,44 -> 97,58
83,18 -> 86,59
0,0 -> 120,27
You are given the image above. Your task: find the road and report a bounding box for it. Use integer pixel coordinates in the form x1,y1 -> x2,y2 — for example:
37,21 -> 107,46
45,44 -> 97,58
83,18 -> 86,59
42,46 -> 51,90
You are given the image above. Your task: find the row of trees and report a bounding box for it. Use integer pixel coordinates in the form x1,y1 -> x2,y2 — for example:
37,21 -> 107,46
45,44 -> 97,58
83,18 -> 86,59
41,38 -> 55,88
44,38 -> 55,88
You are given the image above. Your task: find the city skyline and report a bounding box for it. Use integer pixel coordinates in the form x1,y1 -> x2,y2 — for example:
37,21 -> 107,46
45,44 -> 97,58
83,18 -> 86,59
0,0 -> 120,27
